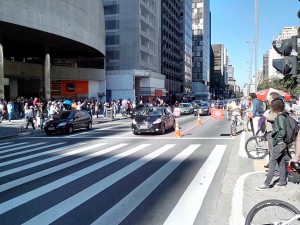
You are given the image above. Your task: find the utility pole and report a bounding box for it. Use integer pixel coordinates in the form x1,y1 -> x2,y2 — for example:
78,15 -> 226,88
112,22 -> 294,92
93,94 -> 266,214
254,0 -> 258,92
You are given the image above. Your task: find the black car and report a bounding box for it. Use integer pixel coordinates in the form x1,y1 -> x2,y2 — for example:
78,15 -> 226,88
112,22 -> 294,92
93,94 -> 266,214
129,104 -> 148,119
131,106 -> 176,135
44,110 -> 92,135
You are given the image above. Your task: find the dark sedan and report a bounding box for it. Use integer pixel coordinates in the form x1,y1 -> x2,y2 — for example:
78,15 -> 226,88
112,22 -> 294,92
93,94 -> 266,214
129,104 -> 148,119
131,106 -> 176,135
44,110 -> 92,135
194,102 -> 210,116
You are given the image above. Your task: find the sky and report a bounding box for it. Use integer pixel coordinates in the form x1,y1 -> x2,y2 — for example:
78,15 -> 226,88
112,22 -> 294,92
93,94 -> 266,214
210,0 -> 300,88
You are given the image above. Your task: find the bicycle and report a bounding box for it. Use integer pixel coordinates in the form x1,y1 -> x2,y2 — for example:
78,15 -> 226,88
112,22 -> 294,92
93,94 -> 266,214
230,110 -> 246,136
245,162 -> 300,225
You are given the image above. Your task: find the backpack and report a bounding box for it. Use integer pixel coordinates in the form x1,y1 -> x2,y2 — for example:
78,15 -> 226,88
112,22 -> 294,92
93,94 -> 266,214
282,113 -> 299,144
258,100 -> 267,114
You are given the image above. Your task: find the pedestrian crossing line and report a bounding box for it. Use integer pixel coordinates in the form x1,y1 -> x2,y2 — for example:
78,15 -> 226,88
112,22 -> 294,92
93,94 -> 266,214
0,142 -> 104,180
0,142 -> 58,159
0,142 -> 30,151
30,136 -> 235,140
0,143 -> 150,215
0,142 -> 13,147
0,142 -> 68,167
91,144 -> 201,225
20,144 -> 175,224
0,142 -> 123,191
164,145 -> 226,225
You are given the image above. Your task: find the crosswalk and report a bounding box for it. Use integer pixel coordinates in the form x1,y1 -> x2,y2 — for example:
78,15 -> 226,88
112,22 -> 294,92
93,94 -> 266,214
0,141 -> 227,225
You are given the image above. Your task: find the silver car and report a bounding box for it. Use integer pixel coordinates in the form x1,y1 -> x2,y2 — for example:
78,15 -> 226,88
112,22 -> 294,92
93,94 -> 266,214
178,103 -> 193,115
194,102 -> 210,116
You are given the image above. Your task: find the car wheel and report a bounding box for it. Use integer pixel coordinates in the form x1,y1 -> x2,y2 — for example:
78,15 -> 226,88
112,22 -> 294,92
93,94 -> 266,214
45,131 -> 52,135
160,123 -> 165,134
67,125 -> 73,134
87,122 -> 92,130
194,113 -> 197,116
133,129 -> 138,135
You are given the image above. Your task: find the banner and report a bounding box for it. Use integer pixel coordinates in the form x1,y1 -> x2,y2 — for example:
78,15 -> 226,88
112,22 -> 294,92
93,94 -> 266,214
210,108 -> 224,120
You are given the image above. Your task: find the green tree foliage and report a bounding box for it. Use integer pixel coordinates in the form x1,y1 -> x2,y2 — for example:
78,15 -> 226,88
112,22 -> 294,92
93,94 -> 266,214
257,77 -> 300,96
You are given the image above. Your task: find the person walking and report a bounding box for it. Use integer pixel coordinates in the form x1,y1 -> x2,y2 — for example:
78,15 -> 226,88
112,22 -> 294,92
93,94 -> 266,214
7,101 -> 13,123
256,99 -> 287,190
25,105 -> 35,130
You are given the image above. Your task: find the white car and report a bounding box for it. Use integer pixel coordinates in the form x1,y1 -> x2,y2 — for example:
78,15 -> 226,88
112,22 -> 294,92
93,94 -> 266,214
178,103 -> 193,115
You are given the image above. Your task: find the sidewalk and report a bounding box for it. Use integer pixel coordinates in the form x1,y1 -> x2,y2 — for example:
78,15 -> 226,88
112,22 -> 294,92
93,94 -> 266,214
241,131 -> 300,222
0,114 -> 128,140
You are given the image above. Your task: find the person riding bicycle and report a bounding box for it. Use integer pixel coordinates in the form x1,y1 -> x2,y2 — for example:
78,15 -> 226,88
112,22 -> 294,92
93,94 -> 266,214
229,100 -> 244,127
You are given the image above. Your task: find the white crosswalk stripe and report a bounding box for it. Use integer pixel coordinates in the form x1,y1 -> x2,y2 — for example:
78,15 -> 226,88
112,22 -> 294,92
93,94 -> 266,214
0,141 -> 227,225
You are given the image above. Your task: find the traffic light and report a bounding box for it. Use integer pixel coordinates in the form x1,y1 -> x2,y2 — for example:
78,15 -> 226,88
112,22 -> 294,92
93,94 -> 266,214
272,36 -> 298,76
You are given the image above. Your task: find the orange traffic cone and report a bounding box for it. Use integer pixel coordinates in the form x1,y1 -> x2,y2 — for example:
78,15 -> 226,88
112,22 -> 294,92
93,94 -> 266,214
174,122 -> 181,138
197,114 -> 202,126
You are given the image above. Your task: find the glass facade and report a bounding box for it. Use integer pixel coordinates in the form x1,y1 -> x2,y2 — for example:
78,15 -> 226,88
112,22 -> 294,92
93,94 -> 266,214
192,0 -> 210,95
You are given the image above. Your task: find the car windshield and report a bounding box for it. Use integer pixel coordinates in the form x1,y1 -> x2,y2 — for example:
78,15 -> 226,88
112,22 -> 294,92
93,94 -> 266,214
139,107 -> 163,116
54,111 -> 74,119
179,103 -> 190,108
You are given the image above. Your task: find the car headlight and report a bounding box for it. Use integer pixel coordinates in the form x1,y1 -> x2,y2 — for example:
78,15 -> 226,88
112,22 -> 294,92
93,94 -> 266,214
58,121 -> 67,127
132,119 -> 137,124
153,118 -> 162,124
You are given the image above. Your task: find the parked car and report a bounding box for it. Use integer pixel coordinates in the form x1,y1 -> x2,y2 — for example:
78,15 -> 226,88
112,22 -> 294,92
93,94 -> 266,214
194,102 -> 210,116
129,104 -> 148,119
178,103 -> 193,115
131,106 -> 176,135
44,110 -> 92,135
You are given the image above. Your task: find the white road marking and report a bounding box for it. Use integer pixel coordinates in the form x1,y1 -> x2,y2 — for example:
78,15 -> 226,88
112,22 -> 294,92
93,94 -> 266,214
0,142 -> 57,159
0,142 -> 13,146
0,143 -> 152,215
0,142 -> 66,167
239,131 -> 248,158
28,136 -> 234,140
229,171 -> 262,225
0,142 -> 30,151
0,143 -> 129,191
22,144 -> 175,225
91,144 -> 200,225
164,145 -> 227,225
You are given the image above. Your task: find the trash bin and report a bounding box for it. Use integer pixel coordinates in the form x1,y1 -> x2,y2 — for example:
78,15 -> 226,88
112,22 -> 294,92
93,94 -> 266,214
106,108 -> 113,120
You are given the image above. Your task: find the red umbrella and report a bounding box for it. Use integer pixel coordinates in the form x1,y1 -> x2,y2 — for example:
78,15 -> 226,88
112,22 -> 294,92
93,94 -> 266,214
256,88 -> 292,101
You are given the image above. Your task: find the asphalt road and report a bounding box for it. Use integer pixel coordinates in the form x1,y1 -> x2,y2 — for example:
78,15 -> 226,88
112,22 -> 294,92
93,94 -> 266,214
1,114 -> 298,225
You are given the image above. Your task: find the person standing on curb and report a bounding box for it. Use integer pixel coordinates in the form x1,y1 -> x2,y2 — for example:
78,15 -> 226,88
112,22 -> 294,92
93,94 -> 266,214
256,99 -> 287,190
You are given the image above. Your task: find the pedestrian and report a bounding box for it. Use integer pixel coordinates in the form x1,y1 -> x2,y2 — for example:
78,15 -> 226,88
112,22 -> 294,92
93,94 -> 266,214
256,99 -> 287,190
95,101 -> 100,118
263,92 -> 282,169
7,101 -> 13,123
25,105 -> 35,130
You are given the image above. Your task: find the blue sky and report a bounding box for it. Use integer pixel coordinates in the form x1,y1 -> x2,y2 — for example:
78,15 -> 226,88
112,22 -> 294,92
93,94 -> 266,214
210,0 -> 300,88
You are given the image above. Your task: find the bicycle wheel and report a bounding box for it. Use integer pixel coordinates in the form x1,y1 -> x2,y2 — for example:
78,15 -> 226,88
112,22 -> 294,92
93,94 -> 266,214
245,135 -> 268,159
245,199 -> 300,225
231,121 -> 237,136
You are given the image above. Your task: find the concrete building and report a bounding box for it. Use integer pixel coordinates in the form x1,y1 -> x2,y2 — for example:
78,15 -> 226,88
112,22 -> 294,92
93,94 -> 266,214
180,0 -> 193,98
211,44 -> 226,99
262,53 -> 269,81
0,0 -> 106,101
161,0 -> 181,102
103,0 -> 166,104
192,0 -> 211,100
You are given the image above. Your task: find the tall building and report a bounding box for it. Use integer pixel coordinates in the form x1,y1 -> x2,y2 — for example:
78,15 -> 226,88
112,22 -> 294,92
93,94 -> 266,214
161,0 -> 181,102
211,44 -> 226,99
192,0 -> 211,100
179,0 -> 193,98
103,0 -> 166,103
262,53 -> 269,81
0,0 -> 106,100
